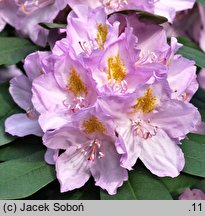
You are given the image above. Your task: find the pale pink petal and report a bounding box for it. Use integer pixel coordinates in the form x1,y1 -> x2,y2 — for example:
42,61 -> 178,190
150,100 -> 201,139
154,0 -> 195,22
32,73 -> 66,113
39,111 -> 71,132
193,122 -> 205,135
154,2 -> 176,23
116,120 -> 142,170
127,15 -> 169,54
24,51 -> 52,81
140,129 -> 185,177
67,1 -> 100,11
56,147 -> 91,192
167,55 -> 198,101
90,139 -> 128,195
0,15 -> 6,32
5,113 -> 42,137
9,75 -> 32,111
43,126 -> 88,150
44,148 -> 59,165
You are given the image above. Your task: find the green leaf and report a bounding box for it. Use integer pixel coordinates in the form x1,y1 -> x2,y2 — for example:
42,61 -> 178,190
187,133 -> 205,144
109,10 -> 167,24
137,11 -> 168,24
198,108 -> 205,122
194,88 -> 205,103
39,22 -> 66,30
0,82 -> 22,146
178,46 -> 205,68
181,134 -> 205,177
0,136 -> 44,161
45,179 -> 100,200
0,37 -> 38,65
0,30 -> 9,37
177,36 -> 201,50
0,150 -> 56,199
191,96 -> 205,109
197,0 -> 205,6
100,167 -> 172,200
194,178 -> 205,192
161,173 -> 201,197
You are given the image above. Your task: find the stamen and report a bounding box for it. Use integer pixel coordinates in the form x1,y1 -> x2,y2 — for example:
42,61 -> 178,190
79,41 -> 95,55
107,54 -> 126,83
81,139 -> 105,161
67,67 -> 88,96
131,120 -> 157,139
133,88 -> 157,113
96,23 -> 108,50
63,96 -> 86,113
67,140 -> 105,168
82,115 -> 106,134
136,50 -> 159,65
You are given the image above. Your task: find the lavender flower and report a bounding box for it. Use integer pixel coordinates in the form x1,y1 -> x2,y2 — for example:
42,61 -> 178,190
179,188 -> 205,200
0,0 -> 67,46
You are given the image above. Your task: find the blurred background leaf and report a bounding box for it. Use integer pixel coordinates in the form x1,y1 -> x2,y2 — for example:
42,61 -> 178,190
181,134 -> 205,177
100,167 -> 172,200
197,0 -> 205,6
109,9 -> 168,24
160,173 -> 202,198
0,136 -> 44,161
0,150 -> 55,199
39,23 -> 66,30
0,37 -> 38,66
178,45 -> 205,68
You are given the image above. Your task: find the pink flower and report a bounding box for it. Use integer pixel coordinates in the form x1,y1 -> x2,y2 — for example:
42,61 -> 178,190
5,51 -> 52,137
109,14 -> 198,101
64,5 -> 120,58
43,107 -> 128,194
0,0 -> 67,46
98,81 -> 200,176
179,188 -> 205,200
5,74 -> 42,137
92,28 -> 145,95
32,50 -> 98,132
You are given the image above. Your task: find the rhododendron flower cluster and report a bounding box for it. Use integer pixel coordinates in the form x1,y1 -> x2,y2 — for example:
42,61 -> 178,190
5,5 -> 201,195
